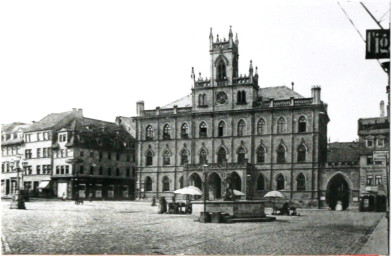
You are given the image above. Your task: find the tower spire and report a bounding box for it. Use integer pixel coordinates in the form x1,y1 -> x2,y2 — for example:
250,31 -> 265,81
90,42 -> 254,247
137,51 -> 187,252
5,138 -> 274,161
235,33 -> 239,45
209,28 -> 213,50
229,25 -> 233,46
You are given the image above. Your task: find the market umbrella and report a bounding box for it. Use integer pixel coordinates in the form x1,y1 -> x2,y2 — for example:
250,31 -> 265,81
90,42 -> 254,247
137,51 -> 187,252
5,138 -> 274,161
264,191 -> 286,214
233,190 -> 246,196
173,186 -> 202,196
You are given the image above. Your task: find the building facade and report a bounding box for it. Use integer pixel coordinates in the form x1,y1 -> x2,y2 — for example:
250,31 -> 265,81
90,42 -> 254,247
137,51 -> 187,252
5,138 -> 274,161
357,101 -> 389,210
133,28 -> 330,207
1,109 -> 137,200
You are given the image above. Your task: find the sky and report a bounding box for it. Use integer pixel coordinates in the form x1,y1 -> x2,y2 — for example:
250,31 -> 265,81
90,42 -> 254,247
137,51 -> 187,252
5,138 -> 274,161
0,0 -> 389,142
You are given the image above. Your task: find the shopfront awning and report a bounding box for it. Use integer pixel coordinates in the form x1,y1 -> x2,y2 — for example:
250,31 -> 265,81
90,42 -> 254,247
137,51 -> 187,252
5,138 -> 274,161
37,180 -> 50,189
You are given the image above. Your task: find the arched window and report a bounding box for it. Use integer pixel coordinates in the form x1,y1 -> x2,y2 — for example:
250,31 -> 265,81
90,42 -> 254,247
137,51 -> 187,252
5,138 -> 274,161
199,122 -> 207,138
145,176 -> 152,191
217,148 -> 227,164
237,91 -> 247,104
181,123 -> 189,138
198,94 -> 203,106
179,176 -> 184,189
257,118 -> 265,135
237,120 -> 246,136
277,145 -> 286,163
203,94 -> 207,106
237,147 -> 246,164
180,150 -> 188,165
146,125 -> 153,140
217,61 -> 226,80
257,174 -> 265,190
276,174 -> 285,190
199,149 -> 208,164
296,173 -> 306,191
146,151 -> 153,166
277,117 -> 285,134
163,124 -> 170,139
257,146 -> 266,163
242,91 -> 246,103
298,144 -> 306,162
298,116 -> 307,133
162,176 -> 170,191
163,150 -> 171,166
218,121 -> 225,137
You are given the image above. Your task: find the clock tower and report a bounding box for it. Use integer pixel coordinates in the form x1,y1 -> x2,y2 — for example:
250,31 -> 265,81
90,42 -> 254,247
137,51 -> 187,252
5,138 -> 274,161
191,27 -> 259,113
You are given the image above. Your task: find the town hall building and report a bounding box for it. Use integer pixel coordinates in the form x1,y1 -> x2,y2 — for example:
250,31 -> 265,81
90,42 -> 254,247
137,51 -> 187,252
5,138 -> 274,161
133,27 -> 330,207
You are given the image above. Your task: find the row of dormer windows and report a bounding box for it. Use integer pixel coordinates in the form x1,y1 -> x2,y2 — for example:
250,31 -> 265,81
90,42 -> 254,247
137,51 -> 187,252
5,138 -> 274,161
144,116 -> 308,140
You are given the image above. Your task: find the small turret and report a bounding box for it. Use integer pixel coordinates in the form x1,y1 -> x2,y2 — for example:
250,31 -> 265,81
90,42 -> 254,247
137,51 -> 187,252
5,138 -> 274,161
209,28 -> 213,50
254,66 -> 259,86
235,33 -> 239,46
249,60 -> 254,82
191,67 -> 195,88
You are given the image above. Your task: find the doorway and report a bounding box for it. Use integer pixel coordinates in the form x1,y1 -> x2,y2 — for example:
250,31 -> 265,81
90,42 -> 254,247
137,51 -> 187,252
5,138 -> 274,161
326,174 -> 350,210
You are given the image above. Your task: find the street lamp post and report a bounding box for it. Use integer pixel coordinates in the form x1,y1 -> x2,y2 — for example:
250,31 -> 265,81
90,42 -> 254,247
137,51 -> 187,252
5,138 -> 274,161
9,158 -> 26,210
201,164 -> 208,223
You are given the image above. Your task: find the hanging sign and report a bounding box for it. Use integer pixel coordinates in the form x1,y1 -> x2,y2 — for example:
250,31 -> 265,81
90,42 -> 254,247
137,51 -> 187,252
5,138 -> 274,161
366,29 -> 390,59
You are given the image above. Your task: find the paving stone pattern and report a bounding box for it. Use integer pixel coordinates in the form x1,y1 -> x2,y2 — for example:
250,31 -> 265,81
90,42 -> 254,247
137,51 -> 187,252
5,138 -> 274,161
1,200 -> 385,255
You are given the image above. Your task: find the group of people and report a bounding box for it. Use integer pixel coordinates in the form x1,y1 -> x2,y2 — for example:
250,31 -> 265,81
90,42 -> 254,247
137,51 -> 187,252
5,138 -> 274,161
157,196 -> 192,214
274,203 -> 300,216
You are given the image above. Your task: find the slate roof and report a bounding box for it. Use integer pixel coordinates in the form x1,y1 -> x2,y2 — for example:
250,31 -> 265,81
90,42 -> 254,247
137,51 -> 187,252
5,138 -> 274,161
162,94 -> 192,108
327,142 -> 366,162
24,111 -> 74,132
161,86 -> 304,109
259,86 -> 304,100
1,122 -> 29,134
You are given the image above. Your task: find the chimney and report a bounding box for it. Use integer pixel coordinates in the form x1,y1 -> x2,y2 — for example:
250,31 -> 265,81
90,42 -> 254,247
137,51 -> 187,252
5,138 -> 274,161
311,86 -> 321,104
72,108 -> 77,111
380,100 -> 385,117
136,101 -> 145,116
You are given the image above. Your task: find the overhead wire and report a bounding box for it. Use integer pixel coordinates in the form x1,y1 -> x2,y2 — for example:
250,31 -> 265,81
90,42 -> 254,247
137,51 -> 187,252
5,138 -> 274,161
337,1 -> 386,72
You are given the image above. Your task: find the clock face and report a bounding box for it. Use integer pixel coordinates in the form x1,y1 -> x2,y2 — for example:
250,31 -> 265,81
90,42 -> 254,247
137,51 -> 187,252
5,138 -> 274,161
216,92 -> 228,104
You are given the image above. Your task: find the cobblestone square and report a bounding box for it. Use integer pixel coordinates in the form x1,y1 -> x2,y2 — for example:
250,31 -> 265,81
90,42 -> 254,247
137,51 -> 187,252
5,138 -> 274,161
1,200 -> 386,255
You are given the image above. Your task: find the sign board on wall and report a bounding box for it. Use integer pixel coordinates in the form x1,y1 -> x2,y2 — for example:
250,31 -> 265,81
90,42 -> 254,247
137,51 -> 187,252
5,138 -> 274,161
366,30 -> 390,59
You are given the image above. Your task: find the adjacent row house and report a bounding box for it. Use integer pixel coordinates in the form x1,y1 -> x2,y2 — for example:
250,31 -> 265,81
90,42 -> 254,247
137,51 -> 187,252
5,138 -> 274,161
1,109 -> 136,200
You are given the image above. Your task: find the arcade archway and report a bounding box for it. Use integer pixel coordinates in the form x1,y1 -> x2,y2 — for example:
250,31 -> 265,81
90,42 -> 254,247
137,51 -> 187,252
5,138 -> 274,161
208,172 -> 222,199
326,174 -> 350,210
189,173 -> 202,189
230,172 -> 242,191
